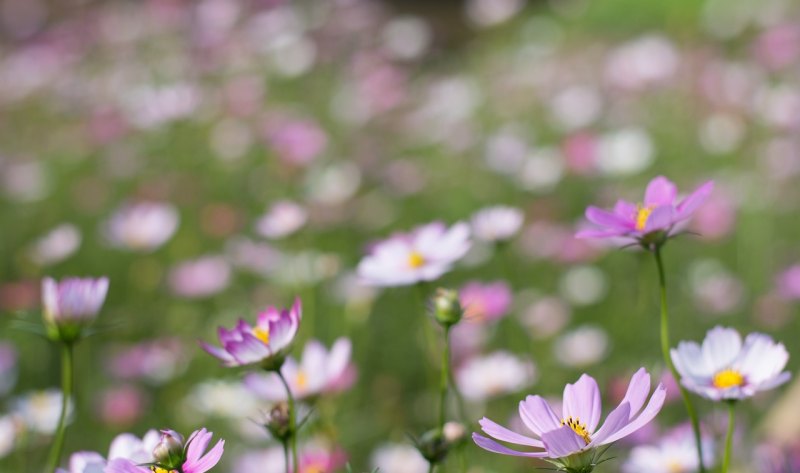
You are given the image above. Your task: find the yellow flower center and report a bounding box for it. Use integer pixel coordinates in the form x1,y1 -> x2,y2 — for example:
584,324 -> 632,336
296,371 -> 308,390
635,205 -> 654,231
304,462 -> 326,473
561,416 -> 592,445
151,468 -> 176,473
667,461 -> 685,473
252,326 -> 270,345
713,369 -> 745,389
408,251 -> 426,269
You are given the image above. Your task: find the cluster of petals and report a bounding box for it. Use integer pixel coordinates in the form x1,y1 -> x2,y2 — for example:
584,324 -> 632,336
473,368 -> 665,462
357,221 -> 470,287
201,299 -> 301,368
245,338 -> 355,401
576,176 -> 713,243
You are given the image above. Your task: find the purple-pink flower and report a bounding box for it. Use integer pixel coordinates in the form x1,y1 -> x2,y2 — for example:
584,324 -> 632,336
576,176 -> 713,246
473,368 -> 665,470
459,280 -> 512,323
201,299 -> 302,370
105,428 -> 224,473
42,276 -> 109,342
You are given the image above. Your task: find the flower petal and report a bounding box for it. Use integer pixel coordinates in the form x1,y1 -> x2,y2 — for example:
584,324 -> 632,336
600,384 -> 666,445
644,176 -> 678,206
541,425 -> 587,458
472,433 -> 548,458
479,417 -> 544,448
676,180 -> 714,219
701,326 -> 742,373
518,395 -> 561,437
562,374 -> 602,433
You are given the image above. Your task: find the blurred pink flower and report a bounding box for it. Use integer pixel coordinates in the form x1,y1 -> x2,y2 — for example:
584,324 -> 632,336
690,191 -> 737,241
255,200 -> 308,239
753,24 -> 800,70
459,280 -> 512,323
245,338 -> 355,401
235,440 -> 347,473
106,338 -> 187,385
29,223 -> 81,266
470,206 -> 524,243
98,385 -> 148,428
265,118 -> 328,166
0,343 -> 17,396
168,256 -> 231,299
456,351 -> 535,401
777,265 -> 800,300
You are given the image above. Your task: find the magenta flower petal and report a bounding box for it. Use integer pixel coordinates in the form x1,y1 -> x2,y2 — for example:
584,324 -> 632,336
519,395 -> 561,436
587,402 -> 631,446
562,374 -> 602,433
472,434 -> 549,458
479,417 -> 544,448
643,205 -> 673,233
541,425 -> 587,458
617,367 -> 651,416
676,180 -> 714,218
644,176 -> 678,206
585,206 -> 633,230
600,384 -> 666,444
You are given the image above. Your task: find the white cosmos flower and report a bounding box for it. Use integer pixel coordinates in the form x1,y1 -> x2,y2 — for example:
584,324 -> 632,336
470,206 -> 524,243
357,221 -> 471,287
104,202 -> 179,252
456,351 -> 535,401
371,443 -> 428,473
671,326 -> 790,401
623,425 -> 715,473
12,389 -> 72,434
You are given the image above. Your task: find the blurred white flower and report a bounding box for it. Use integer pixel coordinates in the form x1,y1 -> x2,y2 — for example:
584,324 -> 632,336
255,200 -> 307,239
1,161 -> 49,202
104,202 -> 179,252
596,127 -> 655,176
456,351 -> 536,401
521,295 -> 572,339
0,415 -> 16,459
382,16 -> 432,61
559,265 -> 608,306
123,83 -> 200,129
466,0 -> 525,28
29,223 -> 81,265
554,325 -> 609,368
185,380 -> 260,420
548,85 -> 602,131
306,162 -> 362,205
371,443 -> 428,473
12,389 -> 72,434
225,237 -> 283,276
699,113 -> 745,155
470,206 -> 524,243
484,126 -> 530,175
605,35 -> 679,90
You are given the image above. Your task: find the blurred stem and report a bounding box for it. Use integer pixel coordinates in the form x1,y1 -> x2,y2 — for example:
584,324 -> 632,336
654,246 -> 706,473
45,342 -> 73,473
427,463 -> 435,473
722,402 -> 736,473
438,326 -> 452,432
277,371 -> 298,473
282,440 -> 290,473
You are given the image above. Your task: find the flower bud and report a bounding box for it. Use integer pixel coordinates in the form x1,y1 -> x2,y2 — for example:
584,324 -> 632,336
263,402 -> 291,441
152,429 -> 185,468
42,277 -> 109,343
431,288 -> 463,327
414,429 -> 449,464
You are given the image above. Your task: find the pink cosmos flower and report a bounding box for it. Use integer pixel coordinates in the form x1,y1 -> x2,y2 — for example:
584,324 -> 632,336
105,428 -> 224,473
201,299 -> 301,370
473,368 -> 665,470
168,256 -> 231,299
42,276 -> 109,342
670,326 -> 790,401
459,280 -> 512,323
357,221 -> 471,287
103,202 -> 179,252
576,176 -> 713,246
245,338 -> 355,401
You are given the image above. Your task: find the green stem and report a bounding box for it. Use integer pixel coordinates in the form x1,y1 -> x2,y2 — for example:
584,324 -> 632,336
428,463 -> 435,473
654,247 -> 706,473
438,326 -> 452,433
276,371 -> 298,473
721,402 -> 735,473
282,440 -> 290,473
45,342 -> 74,473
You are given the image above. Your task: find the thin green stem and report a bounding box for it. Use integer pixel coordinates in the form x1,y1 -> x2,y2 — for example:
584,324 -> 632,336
45,342 -> 74,473
654,247 -> 706,473
438,326 -> 452,433
427,463 -> 435,473
282,440 -> 290,473
276,371 -> 298,473
721,402 -> 736,473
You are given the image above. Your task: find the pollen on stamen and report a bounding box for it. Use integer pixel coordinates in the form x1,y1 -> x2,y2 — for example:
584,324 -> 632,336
252,326 -> 270,345
713,369 -> 745,389
560,416 -> 592,445
635,205 -> 654,231
407,251 -> 426,269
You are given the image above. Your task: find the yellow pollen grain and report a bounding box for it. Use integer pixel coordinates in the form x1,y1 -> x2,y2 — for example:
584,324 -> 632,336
561,416 -> 592,445
252,326 -> 270,345
713,369 -> 745,389
151,468 -> 174,473
667,461 -> 685,473
408,251 -> 425,269
635,205 -> 654,231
